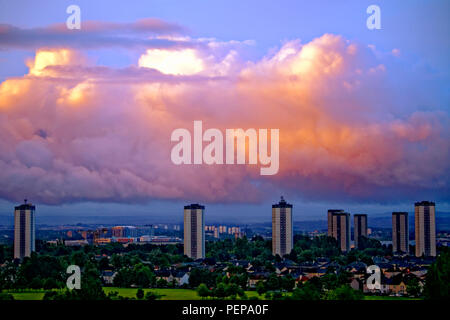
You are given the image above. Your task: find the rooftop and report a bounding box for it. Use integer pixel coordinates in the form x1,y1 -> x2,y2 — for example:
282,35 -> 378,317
184,203 -> 205,210
272,196 -> 293,208
415,201 -> 435,206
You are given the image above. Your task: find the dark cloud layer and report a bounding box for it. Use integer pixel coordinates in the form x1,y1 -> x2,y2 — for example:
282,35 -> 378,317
0,19 -> 188,50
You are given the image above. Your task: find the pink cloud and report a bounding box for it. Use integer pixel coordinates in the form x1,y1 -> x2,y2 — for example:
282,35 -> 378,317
0,34 -> 448,205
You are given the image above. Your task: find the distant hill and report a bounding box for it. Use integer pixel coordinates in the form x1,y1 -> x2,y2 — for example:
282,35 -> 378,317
0,211 -> 449,231
367,211 -> 450,231
0,214 -> 180,227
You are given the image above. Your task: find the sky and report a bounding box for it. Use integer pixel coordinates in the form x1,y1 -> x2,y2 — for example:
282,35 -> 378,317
0,0 -> 449,222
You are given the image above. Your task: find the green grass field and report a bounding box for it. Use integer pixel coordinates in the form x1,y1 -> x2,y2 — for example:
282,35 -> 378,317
103,287 -> 262,300
7,288 -> 263,300
9,291 -> 47,300
7,288 -> 418,300
104,287 -> 200,300
363,295 -> 420,300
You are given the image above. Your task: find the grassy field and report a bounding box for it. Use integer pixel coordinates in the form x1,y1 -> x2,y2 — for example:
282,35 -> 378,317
6,288 -> 261,300
363,295 -> 420,300
7,288 -> 418,300
9,291 -> 47,300
104,287 -> 200,300
103,287 -> 262,300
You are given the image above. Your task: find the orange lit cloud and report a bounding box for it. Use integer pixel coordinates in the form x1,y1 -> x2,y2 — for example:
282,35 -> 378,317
0,34 -> 448,205
26,49 -> 85,76
139,48 -> 205,75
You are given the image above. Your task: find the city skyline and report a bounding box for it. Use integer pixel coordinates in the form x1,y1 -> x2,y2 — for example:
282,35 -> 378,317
2,198 -> 449,224
2,198 -> 447,228
4,197 -> 447,303
10,198 -> 441,245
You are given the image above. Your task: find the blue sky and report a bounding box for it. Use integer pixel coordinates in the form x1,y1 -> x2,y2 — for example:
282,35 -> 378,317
1,0 -> 449,76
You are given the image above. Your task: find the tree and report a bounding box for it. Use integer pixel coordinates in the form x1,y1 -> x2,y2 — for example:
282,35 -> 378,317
70,251 -> 88,268
0,245 -> 7,264
15,253 -> 65,289
280,275 -> 295,292
98,257 -> 110,270
325,285 -> 363,300
256,281 -> 266,296
113,267 -> 134,287
134,264 -> 155,287
145,291 -> 162,300
406,277 -> 421,297
43,291 -> 61,300
424,252 -> 450,299
44,269 -> 108,301
197,283 -> 210,299
321,273 -> 339,291
0,262 -> 17,290
298,249 -> 314,262
271,291 -> 283,300
52,262 -> 109,300
136,288 -> 144,299
189,268 -> 217,288
0,292 -> 14,300
292,282 -> 321,300
29,276 -> 43,289
110,254 -> 123,269
265,273 -> 280,291
213,282 -> 227,299
357,236 -> 382,251
156,278 -> 168,288
225,283 -> 240,297
107,291 -> 119,300
43,277 -> 58,290
76,268 -> 108,300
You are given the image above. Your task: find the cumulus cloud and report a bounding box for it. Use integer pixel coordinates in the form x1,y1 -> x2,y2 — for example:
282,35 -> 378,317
139,48 -> 205,75
0,32 -> 448,206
